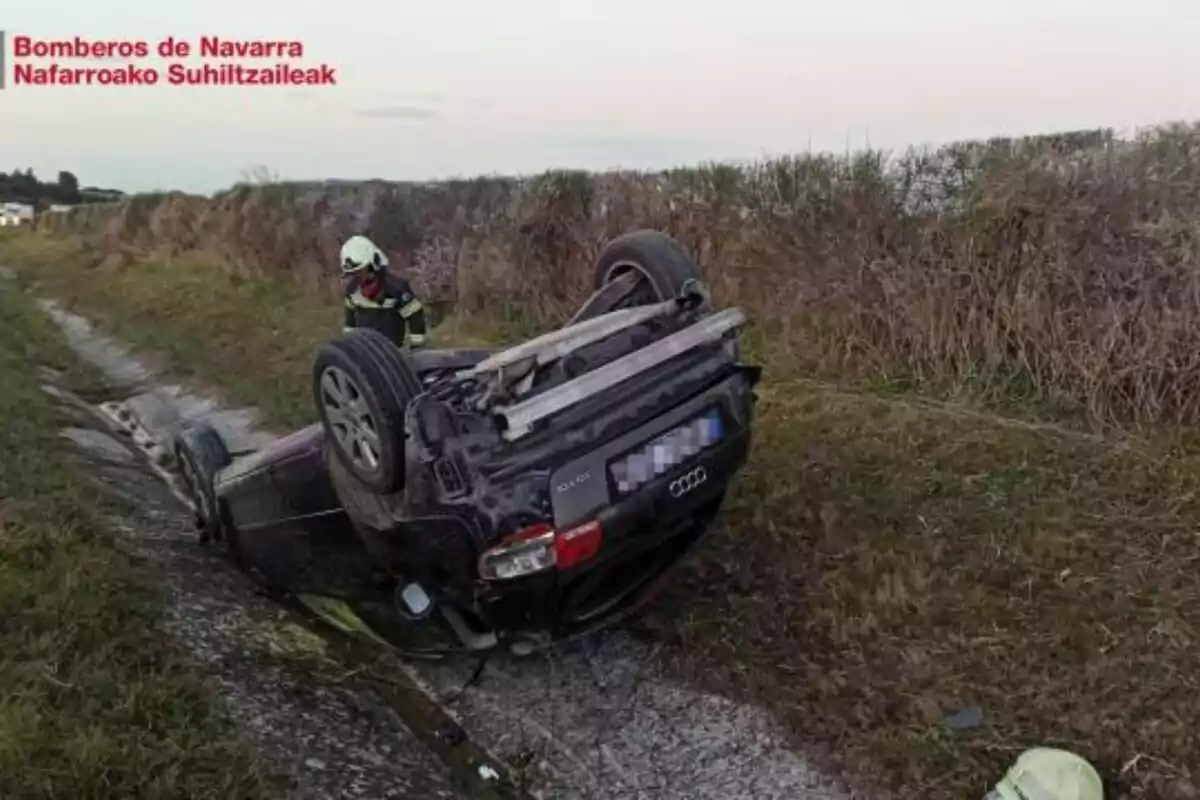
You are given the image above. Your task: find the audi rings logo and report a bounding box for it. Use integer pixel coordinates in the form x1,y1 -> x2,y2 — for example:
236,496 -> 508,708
669,466 -> 707,498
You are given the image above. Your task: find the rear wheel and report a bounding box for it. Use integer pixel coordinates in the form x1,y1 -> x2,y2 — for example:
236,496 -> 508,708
173,423 -> 231,544
313,328 -> 422,495
593,229 -> 706,308
569,230 -> 709,324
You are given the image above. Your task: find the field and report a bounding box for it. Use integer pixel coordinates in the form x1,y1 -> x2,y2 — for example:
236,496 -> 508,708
7,121 -> 1200,798
0,271 -> 275,799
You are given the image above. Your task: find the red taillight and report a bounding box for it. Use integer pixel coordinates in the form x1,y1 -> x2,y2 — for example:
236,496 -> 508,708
553,521 -> 603,570
478,520 -> 604,581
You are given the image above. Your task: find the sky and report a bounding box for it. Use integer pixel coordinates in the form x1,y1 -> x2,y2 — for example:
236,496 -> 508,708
2,0 -> 1199,194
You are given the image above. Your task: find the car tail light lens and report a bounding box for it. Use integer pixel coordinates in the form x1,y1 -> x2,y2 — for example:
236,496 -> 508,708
478,521 -> 604,581
479,523 -> 555,581
554,521 -> 603,569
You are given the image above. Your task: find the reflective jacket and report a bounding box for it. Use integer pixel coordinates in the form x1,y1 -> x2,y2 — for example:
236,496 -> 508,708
343,271 -> 428,347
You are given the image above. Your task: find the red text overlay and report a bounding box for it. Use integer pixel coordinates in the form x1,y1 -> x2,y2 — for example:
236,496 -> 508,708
8,35 -> 338,87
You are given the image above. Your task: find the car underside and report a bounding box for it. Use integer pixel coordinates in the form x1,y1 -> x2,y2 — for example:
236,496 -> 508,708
173,230 -> 761,656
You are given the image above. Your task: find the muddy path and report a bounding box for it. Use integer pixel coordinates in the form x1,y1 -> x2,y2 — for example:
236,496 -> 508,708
30,288 -> 848,800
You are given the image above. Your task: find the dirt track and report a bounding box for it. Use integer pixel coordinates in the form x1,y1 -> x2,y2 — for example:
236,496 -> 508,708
26,284 -> 850,800
38,355 -> 465,798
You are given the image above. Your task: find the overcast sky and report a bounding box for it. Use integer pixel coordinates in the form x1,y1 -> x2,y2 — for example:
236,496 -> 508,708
3,0 -> 1198,194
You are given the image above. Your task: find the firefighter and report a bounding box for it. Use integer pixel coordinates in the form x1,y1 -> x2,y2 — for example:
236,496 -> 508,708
339,235 -> 427,348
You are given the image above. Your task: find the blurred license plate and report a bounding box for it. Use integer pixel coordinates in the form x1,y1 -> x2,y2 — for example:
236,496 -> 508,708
609,409 -> 724,494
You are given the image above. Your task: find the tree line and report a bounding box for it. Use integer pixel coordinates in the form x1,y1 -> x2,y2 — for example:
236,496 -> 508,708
0,169 -> 124,207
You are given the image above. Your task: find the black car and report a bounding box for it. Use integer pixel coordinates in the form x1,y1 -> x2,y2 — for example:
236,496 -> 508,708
173,230 -> 761,656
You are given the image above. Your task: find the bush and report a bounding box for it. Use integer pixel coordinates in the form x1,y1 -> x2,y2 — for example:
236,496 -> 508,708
37,121 -> 1200,428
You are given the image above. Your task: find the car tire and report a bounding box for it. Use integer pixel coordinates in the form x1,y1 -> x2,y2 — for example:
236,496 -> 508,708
592,229 -> 706,305
312,328 -> 422,495
587,229 -> 741,359
173,422 -> 231,544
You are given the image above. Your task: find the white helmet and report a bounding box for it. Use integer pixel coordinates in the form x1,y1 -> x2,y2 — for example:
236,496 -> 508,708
339,235 -> 388,275
987,748 -> 1104,800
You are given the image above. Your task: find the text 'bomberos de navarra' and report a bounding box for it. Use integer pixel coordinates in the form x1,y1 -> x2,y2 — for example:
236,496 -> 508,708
8,36 -> 339,87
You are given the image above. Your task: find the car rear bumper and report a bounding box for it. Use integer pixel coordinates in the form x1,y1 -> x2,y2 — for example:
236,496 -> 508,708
475,413 -> 753,639
545,368 -> 755,530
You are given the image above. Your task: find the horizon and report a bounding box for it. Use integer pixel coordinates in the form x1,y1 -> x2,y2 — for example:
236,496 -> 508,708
4,0 -> 1200,194
2,122 -> 1161,203
1,121 -> 1171,201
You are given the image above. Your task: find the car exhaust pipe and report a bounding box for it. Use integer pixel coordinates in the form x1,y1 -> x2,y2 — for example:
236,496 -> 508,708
439,606 -> 499,652
394,584 -> 504,653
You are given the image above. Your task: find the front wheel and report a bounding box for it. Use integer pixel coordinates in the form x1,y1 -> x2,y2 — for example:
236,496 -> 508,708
173,423 -> 231,544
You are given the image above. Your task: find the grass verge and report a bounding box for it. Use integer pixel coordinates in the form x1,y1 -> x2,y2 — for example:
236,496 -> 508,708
0,266 -> 276,798
0,236 -> 499,430
4,231 -> 1198,798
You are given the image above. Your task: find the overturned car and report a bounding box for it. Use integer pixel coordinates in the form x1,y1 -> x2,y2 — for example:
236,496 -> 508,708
173,230 -> 761,655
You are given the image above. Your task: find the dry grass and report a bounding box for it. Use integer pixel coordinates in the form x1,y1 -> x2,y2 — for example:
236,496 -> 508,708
0,236 -> 497,429
642,383 -> 1200,797
6,239 -> 1198,797
36,122 -> 1200,429
9,123 -> 1200,797
0,268 -> 276,799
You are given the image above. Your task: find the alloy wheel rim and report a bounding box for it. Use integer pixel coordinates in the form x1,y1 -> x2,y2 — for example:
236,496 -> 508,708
319,365 -> 383,474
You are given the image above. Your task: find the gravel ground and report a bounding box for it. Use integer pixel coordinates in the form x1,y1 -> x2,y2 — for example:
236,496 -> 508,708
45,381 -> 465,800
35,295 -> 850,800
